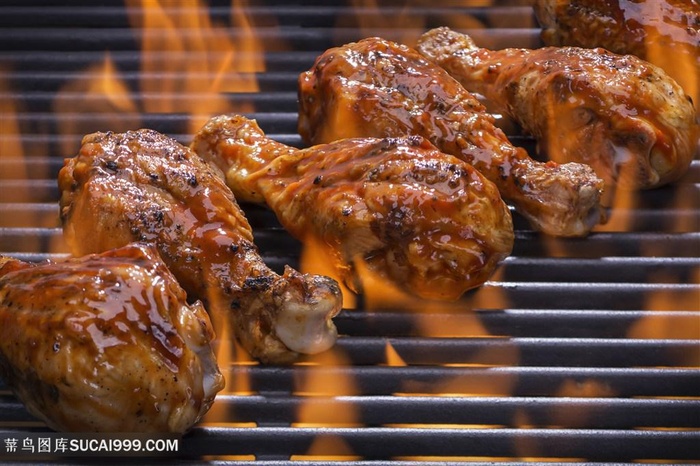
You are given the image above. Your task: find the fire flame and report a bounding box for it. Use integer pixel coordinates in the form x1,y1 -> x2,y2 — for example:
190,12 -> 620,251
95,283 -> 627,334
0,68 -> 51,254
52,53 -> 141,158
0,68 -> 27,182
125,0 -> 267,135
292,347 -> 362,459
294,348 -> 361,424
627,267 -> 700,368
292,435 -> 361,461
385,341 -> 407,366
339,0 -> 491,47
50,0 -> 270,162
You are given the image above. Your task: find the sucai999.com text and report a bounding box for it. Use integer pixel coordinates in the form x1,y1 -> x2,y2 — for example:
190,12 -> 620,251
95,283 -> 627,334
1,433 -> 179,457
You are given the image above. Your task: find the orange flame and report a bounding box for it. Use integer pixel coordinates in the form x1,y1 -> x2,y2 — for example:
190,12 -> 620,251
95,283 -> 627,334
626,267 -> 700,368
52,53 -> 141,157
339,0 -> 491,48
292,435 -> 361,461
291,346 -> 362,459
385,341 -> 407,366
0,67 -> 27,176
340,0 -> 424,46
125,0 -> 266,135
199,299 -> 256,426
294,348 -> 361,424
53,0 -> 271,157
548,378 -> 617,432
0,69 -> 27,242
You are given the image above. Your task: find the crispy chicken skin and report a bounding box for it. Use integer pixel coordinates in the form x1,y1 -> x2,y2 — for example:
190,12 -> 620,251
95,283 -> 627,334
58,129 -> 341,364
298,37 -> 604,237
533,0 -> 700,106
191,115 -> 514,301
0,244 -> 224,433
416,27 -> 698,195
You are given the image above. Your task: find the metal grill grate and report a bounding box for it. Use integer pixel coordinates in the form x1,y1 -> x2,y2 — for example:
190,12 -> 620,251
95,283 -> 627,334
1,0 -> 699,463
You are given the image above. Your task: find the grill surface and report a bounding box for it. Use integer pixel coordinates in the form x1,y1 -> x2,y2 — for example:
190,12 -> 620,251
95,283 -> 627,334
0,0 -> 699,464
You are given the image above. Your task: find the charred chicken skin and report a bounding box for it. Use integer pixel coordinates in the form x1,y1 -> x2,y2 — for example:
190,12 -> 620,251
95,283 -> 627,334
298,37 -> 605,237
416,27 -> 698,196
533,0 -> 700,106
0,243 -> 224,433
58,129 -> 341,364
191,115 -> 514,301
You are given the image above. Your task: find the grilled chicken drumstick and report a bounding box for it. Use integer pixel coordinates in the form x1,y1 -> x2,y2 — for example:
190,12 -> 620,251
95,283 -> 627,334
298,37 -> 604,237
0,243 -> 224,432
58,129 -> 342,364
416,27 -> 698,196
533,0 -> 700,106
191,115 -> 514,301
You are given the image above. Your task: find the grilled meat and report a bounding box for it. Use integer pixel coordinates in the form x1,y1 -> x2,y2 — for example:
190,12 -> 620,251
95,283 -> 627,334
58,129 -> 341,364
0,243 -> 224,433
191,115 -> 514,301
533,0 -> 700,106
416,27 -> 698,197
298,36 -> 604,237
